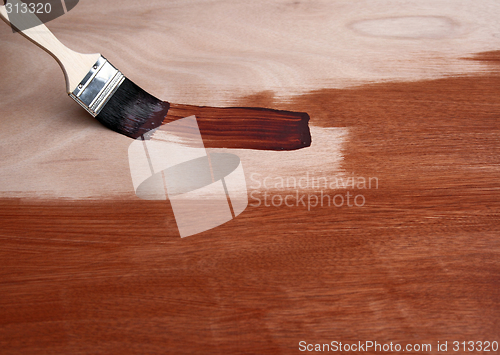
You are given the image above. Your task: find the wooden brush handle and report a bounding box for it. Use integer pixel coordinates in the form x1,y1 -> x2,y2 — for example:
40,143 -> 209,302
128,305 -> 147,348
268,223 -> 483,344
0,1 -> 99,93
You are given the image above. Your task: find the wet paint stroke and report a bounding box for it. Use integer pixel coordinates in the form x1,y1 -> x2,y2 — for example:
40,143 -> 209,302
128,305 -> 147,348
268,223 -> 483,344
159,103 -> 312,151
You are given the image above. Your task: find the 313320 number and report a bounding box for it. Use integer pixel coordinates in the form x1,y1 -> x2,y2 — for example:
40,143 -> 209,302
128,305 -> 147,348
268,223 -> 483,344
3,0 -> 79,32
453,341 -> 499,352
5,2 -> 52,14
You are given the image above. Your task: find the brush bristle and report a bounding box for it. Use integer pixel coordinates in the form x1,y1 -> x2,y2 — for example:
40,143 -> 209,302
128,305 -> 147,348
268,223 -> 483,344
95,78 -> 170,138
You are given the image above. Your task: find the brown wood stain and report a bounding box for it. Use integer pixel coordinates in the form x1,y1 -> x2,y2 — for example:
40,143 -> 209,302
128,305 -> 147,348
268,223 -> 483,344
162,103 -> 311,150
0,52 -> 499,354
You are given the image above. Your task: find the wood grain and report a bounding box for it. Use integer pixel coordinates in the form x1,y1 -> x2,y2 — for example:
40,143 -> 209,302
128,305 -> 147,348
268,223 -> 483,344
1,0 -> 500,354
1,0 -> 500,197
162,103 -> 311,150
1,54 -> 499,353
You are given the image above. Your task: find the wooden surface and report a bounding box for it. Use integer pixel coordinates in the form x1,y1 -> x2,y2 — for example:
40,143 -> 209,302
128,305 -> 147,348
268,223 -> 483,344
1,1 -> 499,354
0,1 -> 101,93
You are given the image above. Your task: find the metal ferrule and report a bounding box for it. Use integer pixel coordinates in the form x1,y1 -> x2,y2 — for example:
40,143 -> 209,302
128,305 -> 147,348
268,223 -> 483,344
69,56 -> 125,117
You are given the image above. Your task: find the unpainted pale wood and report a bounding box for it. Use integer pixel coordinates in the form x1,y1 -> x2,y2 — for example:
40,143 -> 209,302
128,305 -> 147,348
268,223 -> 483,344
0,2 -> 99,93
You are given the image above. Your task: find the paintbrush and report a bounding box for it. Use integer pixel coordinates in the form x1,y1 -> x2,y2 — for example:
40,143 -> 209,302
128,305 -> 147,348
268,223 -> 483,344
0,1 -> 311,150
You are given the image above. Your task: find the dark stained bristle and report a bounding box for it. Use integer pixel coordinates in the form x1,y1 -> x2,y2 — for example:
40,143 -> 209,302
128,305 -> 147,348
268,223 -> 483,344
95,78 -> 170,139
